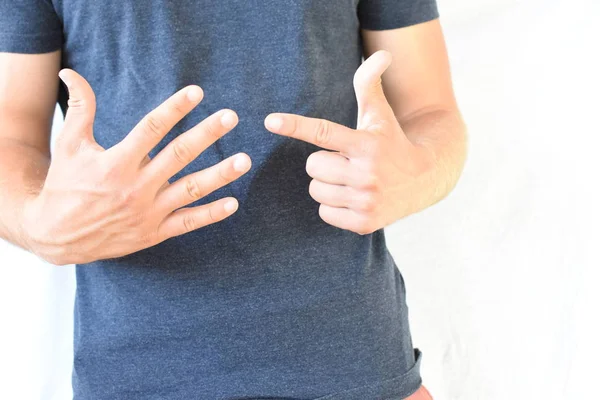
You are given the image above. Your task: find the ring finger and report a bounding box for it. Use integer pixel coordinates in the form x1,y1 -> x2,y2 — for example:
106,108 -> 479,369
155,152 -> 251,212
308,179 -> 352,209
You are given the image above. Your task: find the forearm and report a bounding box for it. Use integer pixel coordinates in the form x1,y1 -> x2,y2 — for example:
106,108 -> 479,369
401,107 -> 468,214
0,138 -> 50,250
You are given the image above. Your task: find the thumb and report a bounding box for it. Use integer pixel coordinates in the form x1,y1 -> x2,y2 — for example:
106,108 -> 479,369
57,69 -> 97,150
353,50 -> 396,131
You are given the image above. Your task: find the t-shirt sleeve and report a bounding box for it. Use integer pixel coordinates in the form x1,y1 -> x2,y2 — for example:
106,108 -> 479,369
357,0 -> 439,30
0,0 -> 63,54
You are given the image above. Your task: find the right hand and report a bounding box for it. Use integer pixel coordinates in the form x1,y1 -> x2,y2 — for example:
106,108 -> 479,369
22,69 -> 251,266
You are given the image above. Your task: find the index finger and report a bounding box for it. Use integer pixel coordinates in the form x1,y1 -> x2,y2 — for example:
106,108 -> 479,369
114,85 -> 204,160
264,113 -> 365,156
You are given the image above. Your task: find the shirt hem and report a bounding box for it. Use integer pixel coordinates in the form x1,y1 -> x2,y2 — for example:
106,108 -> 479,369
313,348 -> 423,400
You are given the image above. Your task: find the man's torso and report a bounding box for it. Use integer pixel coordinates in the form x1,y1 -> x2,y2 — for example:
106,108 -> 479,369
50,1 -> 420,398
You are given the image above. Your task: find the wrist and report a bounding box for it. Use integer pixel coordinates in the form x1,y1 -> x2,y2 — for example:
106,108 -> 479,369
401,141 -> 441,216
19,194 -> 42,255
19,194 -> 87,266
411,129 -> 467,211
19,195 -> 62,265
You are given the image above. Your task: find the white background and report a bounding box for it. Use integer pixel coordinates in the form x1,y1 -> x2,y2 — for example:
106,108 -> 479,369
1,0 -> 599,399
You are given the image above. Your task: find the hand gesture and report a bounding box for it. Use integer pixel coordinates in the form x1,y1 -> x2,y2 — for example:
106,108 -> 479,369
23,70 -> 251,265
265,51 -> 434,235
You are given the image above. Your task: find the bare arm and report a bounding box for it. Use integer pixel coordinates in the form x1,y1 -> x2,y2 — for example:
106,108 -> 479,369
264,20 -> 468,234
361,19 -> 468,206
0,51 -> 61,249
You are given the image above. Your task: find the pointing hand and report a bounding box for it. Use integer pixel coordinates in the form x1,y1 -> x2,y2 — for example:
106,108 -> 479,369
265,51 -> 434,235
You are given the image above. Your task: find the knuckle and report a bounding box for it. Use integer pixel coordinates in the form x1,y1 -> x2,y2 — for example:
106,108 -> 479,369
74,137 -> 91,153
170,99 -> 187,115
359,171 -> 380,191
67,97 -> 86,110
355,221 -> 374,236
182,214 -> 197,232
172,140 -> 193,165
208,205 -> 219,223
117,186 -> 141,206
358,192 -> 379,213
97,161 -> 120,182
185,178 -> 203,200
314,120 -> 332,146
204,120 -> 222,140
218,164 -> 231,184
143,115 -> 167,138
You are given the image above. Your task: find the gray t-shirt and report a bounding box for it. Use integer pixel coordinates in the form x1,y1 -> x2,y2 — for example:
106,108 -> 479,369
0,1 -> 439,399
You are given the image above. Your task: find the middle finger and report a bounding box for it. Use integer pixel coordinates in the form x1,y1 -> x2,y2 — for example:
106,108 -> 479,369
144,109 -> 239,184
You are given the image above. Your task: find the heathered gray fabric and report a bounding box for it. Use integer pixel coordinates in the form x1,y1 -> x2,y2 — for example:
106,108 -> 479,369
0,1 -> 439,399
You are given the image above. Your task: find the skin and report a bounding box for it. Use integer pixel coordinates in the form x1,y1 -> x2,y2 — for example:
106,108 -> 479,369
0,18 -> 466,266
0,59 -> 252,265
265,20 -> 467,234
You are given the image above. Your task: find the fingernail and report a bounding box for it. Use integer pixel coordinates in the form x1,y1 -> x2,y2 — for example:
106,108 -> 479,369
233,154 -> 250,172
265,115 -> 283,131
58,70 -> 70,87
221,111 -> 237,129
224,199 -> 238,213
187,86 -> 203,102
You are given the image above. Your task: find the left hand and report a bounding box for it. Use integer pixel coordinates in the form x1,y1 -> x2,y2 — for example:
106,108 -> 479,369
264,50 -> 435,235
